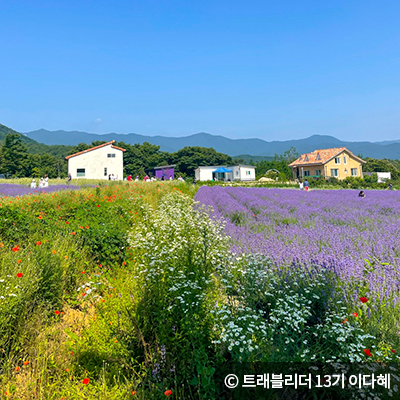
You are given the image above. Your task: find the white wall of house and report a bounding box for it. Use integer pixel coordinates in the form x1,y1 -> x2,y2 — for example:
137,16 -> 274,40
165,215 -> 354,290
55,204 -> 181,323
195,166 -> 217,181
68,144 -> 124,180
231,165 -> 256,181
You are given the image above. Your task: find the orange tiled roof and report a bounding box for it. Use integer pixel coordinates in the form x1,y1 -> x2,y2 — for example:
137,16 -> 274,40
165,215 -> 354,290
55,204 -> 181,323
288,147 -> 365,167
65,140 -> 126,160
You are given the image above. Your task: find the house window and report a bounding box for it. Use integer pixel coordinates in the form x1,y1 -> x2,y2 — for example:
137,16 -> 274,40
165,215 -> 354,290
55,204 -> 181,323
304,170 -> 310,176
335,157 -> 341,164
316,153 -> 321,161
343,156 -> 347,164
315,170 -> 321,176
330,169 -> 339,177
351,168 -> 358,176
236,171 -> 239,176
107,153 -> 116,158
77,168 -> 85,177
304,155 -> 309,161
247,171 -> 251,175
104,167 -> 107,176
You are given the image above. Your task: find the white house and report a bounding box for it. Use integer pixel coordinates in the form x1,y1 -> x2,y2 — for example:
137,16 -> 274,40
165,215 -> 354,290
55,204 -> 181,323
65,140 -> 126,180
195,165 -> 255,182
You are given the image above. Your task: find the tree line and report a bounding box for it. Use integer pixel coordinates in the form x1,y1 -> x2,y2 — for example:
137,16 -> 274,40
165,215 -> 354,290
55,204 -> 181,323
0,134 -> 235,178
1,132 -> 399,181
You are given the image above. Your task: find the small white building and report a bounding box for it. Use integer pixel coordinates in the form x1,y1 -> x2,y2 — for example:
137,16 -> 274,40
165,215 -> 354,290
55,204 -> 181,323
65,140 -> 126,180
195,165 -> 255,182
231,165 -> 256,181
377,172 -> 391,183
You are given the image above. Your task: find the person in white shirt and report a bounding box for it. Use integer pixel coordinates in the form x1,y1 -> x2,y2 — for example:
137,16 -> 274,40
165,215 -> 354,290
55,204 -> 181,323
30,179 -> 37,188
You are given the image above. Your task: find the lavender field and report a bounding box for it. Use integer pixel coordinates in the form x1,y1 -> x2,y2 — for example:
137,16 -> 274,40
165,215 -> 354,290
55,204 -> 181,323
0,183 -> 81,197
195,187 -> 400,306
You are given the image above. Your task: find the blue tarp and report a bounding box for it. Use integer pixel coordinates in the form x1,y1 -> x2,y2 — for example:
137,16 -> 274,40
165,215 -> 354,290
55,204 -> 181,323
213,167 -> 232,173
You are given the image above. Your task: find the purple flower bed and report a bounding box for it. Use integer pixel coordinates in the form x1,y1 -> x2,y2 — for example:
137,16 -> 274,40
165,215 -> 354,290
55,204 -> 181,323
195,186 -> 400,304
0,183 -> 81,197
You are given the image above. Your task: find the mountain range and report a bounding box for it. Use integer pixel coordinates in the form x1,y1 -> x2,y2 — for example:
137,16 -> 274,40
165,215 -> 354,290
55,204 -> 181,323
23,128 -> 400,160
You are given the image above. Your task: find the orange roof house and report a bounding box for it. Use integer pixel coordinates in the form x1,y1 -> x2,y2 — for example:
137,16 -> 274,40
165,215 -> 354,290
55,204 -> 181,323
288,147 -> 365,180
65,140 -> 126,159
65,140 -> 126,180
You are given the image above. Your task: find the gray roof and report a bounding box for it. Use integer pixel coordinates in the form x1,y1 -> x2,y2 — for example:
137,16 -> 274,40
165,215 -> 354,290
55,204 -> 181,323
154,165 -> 176,169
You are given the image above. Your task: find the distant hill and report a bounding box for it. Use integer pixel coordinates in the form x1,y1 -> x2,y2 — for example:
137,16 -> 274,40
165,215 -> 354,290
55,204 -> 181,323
1,124 -> 39,146
24,128 -> 400,160
0,124 -> 73,157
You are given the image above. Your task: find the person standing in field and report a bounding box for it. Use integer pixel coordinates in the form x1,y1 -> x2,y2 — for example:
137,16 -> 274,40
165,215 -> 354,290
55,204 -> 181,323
304,179 -> 309,191
193,177 -> 197,187
299,180 -> 304,190
127,175 -> 132,181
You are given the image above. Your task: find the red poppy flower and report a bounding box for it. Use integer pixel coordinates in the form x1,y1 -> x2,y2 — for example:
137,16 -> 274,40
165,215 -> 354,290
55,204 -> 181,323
353,312 -> 359,317
15,366 -> 20,372
164,390 -> 172,396
363,349 -> 372,357
82,378 -> 90,385
17,273 -> 23,278
71,232 -> 76,235
36,241 -> 42,246
38,215 -> 43,219
86,225 -> 89,229
342,318 -> 347,324
97,205 -> 100,207
131,390 -> 137,395
55,310 -> 60,315
359,297 -> 369,303
66,221 -> 69,224
23,360 -> 29,365
12,245 -> 19,252
391,349 -> 396,354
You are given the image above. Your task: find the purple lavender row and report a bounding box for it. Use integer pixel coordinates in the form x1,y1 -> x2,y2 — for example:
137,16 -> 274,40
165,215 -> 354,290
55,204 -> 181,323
0,183 -> 81,197
195,186 -> 400,305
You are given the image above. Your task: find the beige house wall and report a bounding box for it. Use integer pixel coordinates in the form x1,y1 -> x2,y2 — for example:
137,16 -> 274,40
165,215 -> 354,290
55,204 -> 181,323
324,151 -> 363,180
68,144 -> 124,180
297,165 -> 324,178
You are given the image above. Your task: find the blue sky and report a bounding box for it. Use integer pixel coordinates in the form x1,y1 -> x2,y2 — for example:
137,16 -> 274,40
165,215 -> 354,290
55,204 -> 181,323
1,0 -> 399,141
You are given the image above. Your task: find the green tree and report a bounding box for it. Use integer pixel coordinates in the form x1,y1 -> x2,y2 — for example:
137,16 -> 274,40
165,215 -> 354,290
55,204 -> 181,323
0,134 -> 29,177
363,158 -> 400,180
170,147 -> 233,176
